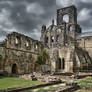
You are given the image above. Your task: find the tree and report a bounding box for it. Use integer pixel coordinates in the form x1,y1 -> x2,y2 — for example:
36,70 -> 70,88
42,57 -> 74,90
36,49 -> 49,65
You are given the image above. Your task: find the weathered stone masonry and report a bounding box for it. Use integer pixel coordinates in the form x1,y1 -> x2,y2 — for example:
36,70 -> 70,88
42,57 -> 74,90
0,32 -> 43,74
0,5 -> 92,74
40,5 -> 92,73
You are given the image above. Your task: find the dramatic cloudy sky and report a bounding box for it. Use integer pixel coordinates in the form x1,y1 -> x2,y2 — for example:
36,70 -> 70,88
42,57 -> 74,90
0,0 -> 56,41
0,0 -> 92,41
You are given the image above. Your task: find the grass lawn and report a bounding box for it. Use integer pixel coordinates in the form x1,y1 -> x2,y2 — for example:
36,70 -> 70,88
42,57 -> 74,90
0,76 -> 92,91
23,76 -> 92,92
76,89 -> 92,92
76,76 -> 92,87
61,76 -> 92,92
0,77 -> 41,90
61,76 -> 92,87
76,76 -> 92,92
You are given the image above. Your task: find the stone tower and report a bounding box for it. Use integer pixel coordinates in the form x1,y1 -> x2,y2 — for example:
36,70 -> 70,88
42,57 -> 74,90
40,5 -> 84,73
57,5 -> 81,39
40,6 -> 82,48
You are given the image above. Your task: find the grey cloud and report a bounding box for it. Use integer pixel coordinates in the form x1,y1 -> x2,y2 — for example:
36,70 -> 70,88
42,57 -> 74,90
0,30 -> 8,42
0,0 -> 56,41
0,0 -> 92,42
0,30 -> 7,36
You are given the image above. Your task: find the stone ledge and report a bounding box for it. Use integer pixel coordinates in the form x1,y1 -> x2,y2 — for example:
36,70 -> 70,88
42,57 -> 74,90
47,85 -> 80,92
0,80 -> 61,92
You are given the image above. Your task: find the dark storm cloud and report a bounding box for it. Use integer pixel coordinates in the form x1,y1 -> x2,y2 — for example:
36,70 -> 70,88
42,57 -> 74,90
76,2 -> 92,32
0,0 -> 92,41
56,0 -> 92,32
0,0 -> 56,41
0,30 -> 7,42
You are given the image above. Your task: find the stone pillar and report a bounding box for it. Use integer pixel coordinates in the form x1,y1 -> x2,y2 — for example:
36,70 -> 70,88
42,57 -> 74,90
51,59 -> 56,73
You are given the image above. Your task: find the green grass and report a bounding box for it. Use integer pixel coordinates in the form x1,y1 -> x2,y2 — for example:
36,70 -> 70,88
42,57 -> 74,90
1,76 -> 92,91
23,76 -> 92,92
75,76 -> 92,87
0,77 -> 41,90
60,76 -> 92,92
61,76 -> 92,87
76,89 -> 92,92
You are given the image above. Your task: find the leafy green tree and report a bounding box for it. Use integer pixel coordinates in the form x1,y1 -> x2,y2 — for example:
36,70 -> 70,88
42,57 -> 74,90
36,49 -> 49,65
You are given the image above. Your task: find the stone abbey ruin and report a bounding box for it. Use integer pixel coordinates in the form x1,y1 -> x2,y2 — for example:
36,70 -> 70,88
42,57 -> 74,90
0,5 -> 92,75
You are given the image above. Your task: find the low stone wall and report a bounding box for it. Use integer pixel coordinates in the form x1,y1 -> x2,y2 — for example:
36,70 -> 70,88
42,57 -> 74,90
54,72 -> 73,76
58,85 -> 80,92
0,80 -> 61,92
20,74 -> 61,83
47,85 -> 80,92
74,73 -> 92,79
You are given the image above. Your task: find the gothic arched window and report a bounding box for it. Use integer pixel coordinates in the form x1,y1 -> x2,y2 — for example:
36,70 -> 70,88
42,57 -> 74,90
35,44 -> 38,50
56,35 -> 59,42
26,40 -> 30,47
58,58 -> 61,69
62,58 -> 65,69
15,36 -> 20,45
57,29 -> 61,33
69,25 -> 73,31
45,36 -> 48,43
51,36 -> 54,42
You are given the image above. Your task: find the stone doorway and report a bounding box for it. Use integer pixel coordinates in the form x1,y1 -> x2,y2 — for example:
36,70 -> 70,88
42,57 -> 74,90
34,63 -> 39,72
12,64 -> 18,74
62,58 -> 65,69
57,58 -> 65,70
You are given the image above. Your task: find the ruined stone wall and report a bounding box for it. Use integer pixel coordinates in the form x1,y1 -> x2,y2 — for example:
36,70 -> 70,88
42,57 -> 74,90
40,5 -> 83,73
0,46 -> 6,70
4,48 -> 38,74
1,5 -> 92,74
40,24 -> 67,49
77,37 -> 92,59
6,32 -> 42,54
0,32 -> 43,74
47,46 -> 75,73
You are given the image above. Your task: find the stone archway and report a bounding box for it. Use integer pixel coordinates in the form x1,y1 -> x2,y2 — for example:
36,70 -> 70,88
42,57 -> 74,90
34,63 -> 39,72
12,64 -> 18,74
